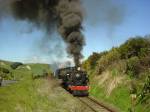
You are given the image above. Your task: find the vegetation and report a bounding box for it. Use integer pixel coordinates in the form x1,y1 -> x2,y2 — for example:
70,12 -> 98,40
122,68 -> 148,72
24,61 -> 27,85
0,61 -> 12,80
82,36 -> 150,112
0,60 -> 52,80
29,63 -> 52,79
0,61 -> 52,111
10,62 -> 23,69
0,36 -> 149,112
138,73 -> 150,107
0,61 -> 92,112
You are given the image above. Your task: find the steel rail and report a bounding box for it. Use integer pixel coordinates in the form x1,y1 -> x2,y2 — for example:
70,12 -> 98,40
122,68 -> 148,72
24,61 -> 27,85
78,97 -> 117,112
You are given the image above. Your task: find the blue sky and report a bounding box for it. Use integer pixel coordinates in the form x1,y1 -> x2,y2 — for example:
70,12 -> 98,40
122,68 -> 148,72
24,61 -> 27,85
0,0 -> 150,63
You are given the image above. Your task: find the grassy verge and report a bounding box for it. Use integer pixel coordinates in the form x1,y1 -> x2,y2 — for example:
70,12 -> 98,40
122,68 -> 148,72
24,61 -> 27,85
0,72 -> 51,112
0,62 -> 93,112
90,83 -> 130,112
90,76 -> 149,112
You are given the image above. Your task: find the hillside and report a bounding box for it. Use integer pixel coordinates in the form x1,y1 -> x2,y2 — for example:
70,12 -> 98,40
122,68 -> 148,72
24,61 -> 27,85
82,36 -> 150,112
0,60 -> 51,80
0,60 -> 93,112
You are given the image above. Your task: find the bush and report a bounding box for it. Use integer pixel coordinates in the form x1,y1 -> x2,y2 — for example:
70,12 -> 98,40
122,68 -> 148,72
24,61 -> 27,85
0,67 -> 14,80
88,52 -> 107,69
32,69 -> 49,79
110,60 -> 127,75
138,74 -> 150,104
139,48 -> 150,57
0,67 -> 10,74
10,62 -> 23,69
119,37 -> 150,59
82,60 -> 90,71
140,55 -> 150,68
126,57 -> 141,77
126,55 -> 150,78
82,52 -> 107,71
96,48 -> 121,74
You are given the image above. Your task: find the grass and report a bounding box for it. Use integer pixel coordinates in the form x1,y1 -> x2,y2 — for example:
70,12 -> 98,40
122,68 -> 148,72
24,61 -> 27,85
0,61 -> 93,112
0,72 -> 93,112
0,71 -> 49,112
0,60 -> 52,80
29,64 -> 52,78
90,81 -> 131,112
0,62 -> 54,112
89,71 -> 149,112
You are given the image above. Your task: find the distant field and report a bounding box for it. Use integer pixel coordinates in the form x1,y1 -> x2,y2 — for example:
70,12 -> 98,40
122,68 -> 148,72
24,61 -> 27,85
0,60 -> 53,111
0,60 -> 52,80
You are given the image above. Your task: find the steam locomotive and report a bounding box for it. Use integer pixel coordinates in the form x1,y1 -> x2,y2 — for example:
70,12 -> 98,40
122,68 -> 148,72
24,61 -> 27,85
55,67 -> 89,96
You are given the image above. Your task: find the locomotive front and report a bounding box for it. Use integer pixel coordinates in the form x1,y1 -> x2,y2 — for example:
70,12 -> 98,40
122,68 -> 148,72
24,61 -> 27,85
56,67 -> 89,96
68,68 -> 89,96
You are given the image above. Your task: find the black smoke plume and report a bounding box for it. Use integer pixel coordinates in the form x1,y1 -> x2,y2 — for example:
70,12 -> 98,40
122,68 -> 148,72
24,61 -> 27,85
9,0 -> 85,66
56,0 -> 85,66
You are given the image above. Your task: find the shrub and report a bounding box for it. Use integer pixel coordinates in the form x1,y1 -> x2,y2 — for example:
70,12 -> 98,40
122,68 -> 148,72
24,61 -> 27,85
138,74 -> 150,104
88,52 -> 107,69
109,60 -> 127,75
139,48 -> 150,57
119,37 -> 150,59
10,62 -> 23,69
0,67 -> 14,80
82,60 -> 90,71
126,57 -> 141,77
96,48 -> 121,75
82,52 -> 107,71
32,69 -> 49,79
0,67 -> 10,74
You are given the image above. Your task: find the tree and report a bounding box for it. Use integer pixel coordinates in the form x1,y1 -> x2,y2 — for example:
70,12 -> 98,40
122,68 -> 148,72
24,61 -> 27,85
119,37 -> 150,59
126,56 -> 141,77
96,48 -> 120,74
10,62 -> 23,69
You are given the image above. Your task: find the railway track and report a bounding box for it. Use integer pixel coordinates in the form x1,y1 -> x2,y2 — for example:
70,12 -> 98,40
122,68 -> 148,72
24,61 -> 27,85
78,97 -> 117,112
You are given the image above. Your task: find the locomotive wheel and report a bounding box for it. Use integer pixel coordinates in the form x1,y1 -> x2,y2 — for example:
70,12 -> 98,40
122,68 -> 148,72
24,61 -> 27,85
72,90 -> 77,96
72,90 -> 89,96
72,90 -> 81,96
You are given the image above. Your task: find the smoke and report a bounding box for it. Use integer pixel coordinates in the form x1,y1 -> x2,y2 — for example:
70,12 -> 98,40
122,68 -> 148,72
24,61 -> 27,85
82,0 -> 126,38
56,0 -> 85,66
1,0 -> 84,66
0,0 -> 125,66
36,31 -> 67,61
50,61 -> 73,72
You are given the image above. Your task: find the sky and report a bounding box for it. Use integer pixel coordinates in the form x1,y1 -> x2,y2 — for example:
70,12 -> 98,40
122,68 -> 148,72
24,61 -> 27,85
0,0 -> 150,64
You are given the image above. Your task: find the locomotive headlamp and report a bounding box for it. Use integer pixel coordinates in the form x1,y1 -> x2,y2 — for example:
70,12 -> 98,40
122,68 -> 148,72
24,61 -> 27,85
77,67 -> 81,71
76,74 -> 80,77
